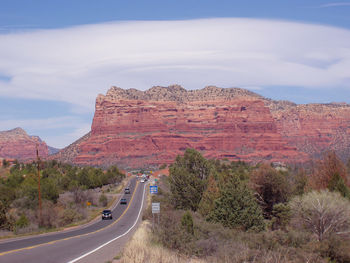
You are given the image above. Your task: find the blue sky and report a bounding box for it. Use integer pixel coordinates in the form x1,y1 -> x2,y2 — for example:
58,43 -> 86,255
0,0 -> 350,148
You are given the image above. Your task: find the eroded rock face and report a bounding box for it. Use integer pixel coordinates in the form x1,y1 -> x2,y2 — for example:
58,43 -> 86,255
0,128 -> 48,160
268,102 -> 350,161
73,86 -> 310,168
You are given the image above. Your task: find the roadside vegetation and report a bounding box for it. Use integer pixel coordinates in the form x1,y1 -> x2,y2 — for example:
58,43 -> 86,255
0,160 -> 125,236
128,149 -> 350,263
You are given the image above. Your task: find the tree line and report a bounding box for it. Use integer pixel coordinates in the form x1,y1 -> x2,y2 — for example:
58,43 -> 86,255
149,149 -> 350,262
0,160 -> 125,232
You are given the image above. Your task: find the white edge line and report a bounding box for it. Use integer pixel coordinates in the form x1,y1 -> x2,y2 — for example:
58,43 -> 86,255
67,182 -> 147,263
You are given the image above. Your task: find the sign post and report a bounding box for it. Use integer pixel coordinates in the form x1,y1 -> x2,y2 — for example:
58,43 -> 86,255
150,185 -> 158,194
152,202 -> 160,230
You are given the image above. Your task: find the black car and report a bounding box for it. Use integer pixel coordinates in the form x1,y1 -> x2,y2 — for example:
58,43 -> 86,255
102,209 -> 112,220
124,188 -> 130,194
120,198 -> 127,205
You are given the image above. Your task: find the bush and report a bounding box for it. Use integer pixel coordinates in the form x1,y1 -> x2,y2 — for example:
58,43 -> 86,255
328,173 -> 350,199
0,200 -> 10,230
290,190 -> 350,241
99,193 -> 108,207
181,211 -> 194,235
271,203 -> 291,230
15,214 -> 29,229
198,175 -> 220,216
42,177 -> 59,203
317,235 -> 350,263
169,166 -> 206,211
208,175 -> 265,231
40,200 -> 58,228
250,164 -> 291,218
311,151 -> 348,189
153,210 -> 196,255
59,208 -> 83,226
2,159 -> 9,168
159,164 -> 167,170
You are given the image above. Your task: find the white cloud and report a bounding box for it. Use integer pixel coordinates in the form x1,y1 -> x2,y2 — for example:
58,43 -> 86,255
0,116 -> 86,130
320,2 -> 350,8
1,18 -> 350,147
0,18 -> 349,107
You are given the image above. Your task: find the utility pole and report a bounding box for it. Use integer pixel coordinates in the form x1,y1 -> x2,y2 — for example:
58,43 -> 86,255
36,144 -> 42,226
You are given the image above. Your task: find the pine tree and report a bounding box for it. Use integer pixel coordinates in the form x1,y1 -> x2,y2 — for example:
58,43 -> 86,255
208,175 -> 265,231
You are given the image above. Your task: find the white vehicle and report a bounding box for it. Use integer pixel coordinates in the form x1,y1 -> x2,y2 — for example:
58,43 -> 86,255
140,178 -> 145,183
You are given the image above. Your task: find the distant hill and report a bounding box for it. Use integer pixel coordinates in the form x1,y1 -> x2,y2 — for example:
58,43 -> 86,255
0,127 -> 48,160
48,146 -> 60,155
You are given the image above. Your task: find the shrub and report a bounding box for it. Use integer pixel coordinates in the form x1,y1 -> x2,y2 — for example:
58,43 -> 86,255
198,174 -> 220,216
316,235 -> 350,263
181,211 -> 194,235
169,166 -> 206,211
271,203 -> 291,230
208,175 -> 265,231
15,214 -> 29,229
59,208 -> 83,226
153,210 -> 196,255
173,149 -> 212,180
328,173 -> 350,199
42,177 -> 59,203
250,164 -> 291,218
0,200 -> 8,229
40,200 -> 58,228
159,164 -> 167,170
311,151 -> 348,189
290,190 -> 350,241
99,193 -> 108,207
2,159 -> 9,168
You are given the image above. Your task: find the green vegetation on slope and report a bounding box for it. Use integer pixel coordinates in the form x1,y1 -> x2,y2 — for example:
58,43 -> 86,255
0,160 -> 125,234
142,149 -> 350,263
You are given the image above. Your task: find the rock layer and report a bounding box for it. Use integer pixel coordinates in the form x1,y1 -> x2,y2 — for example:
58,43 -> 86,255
268,102 -> 350,161
0,128 -> 48,160
54,85 -> 350,168
72,86 -> 312,168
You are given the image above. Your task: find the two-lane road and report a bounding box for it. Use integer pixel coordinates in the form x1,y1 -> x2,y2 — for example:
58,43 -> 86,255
0,177 -> 147,263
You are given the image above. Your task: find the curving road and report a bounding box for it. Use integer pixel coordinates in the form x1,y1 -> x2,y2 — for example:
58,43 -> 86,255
0,177 -> 147,263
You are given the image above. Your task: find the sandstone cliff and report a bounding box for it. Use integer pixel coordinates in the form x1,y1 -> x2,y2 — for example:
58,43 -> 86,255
267,102 -> 350,161
54,85 -> 350,168
70,86 -> 297,168
0,128 -> 48,160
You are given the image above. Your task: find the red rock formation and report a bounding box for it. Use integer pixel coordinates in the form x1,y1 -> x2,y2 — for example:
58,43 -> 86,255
268,102 -> 350,160
0,127 -> 48,160
73,86 -> 305,168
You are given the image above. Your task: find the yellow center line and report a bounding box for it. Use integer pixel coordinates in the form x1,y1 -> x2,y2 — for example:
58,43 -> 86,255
0,181 -> 140,257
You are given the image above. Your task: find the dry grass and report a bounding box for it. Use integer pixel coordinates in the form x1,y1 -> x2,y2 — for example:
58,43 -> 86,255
118,221 -> 205,263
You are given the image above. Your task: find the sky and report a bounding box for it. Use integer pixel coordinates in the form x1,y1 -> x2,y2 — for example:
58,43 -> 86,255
0,0 -> 350,148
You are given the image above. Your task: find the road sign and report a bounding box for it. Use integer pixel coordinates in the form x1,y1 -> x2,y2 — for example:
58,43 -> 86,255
150,185 -> 158,194
152,202 -> 160,214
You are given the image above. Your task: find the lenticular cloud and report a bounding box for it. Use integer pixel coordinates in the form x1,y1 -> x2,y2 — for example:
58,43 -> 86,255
0,18 -> 349,108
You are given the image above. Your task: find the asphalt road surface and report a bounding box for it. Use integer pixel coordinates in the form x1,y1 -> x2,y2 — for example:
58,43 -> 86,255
0,177 -> 147,263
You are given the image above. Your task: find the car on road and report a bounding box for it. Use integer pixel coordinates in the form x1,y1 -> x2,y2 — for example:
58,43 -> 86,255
102,209 -> 112,220
120,198 -> 127,205
140,178 -> 145,183
124,187 -> 130,194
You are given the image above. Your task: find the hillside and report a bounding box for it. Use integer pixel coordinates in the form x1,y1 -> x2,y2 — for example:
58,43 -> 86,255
0,127 -> 48,160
